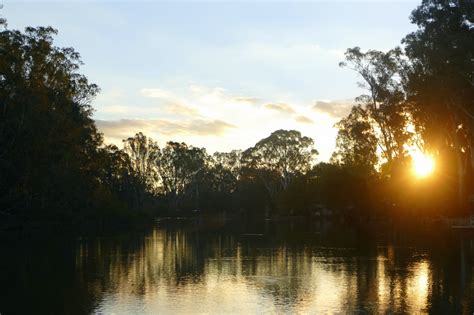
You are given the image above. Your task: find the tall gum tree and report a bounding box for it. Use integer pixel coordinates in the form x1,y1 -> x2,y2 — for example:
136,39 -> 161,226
403,0 -> 474,207
242,130 -> 318,206
339,47 -> 412,176
158,142 -> 208,209
122,132 -> 161,194
331,105 -> 379,178
0,24 -> 103,213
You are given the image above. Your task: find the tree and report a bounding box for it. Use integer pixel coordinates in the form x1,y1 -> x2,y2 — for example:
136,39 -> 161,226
158,142 -> 208,209
97,144 -> 150,209
0,24 -> 103,216
212,150 -> 242,180
123,132 -> 161,194
340,47 -> 412,175
207,150 -> 242,195
242,130 -> 318,207
0,6 -> 6,29
331,105 -> 378,177
403,0 -> 474,206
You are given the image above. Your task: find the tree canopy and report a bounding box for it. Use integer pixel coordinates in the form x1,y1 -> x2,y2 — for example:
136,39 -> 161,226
2,1 -> 474,224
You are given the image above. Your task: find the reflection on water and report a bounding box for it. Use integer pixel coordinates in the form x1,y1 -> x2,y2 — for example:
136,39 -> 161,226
1,220 -> 474,314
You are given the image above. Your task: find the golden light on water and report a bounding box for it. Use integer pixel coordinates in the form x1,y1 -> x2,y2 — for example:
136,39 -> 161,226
78,229 -> 442,314
410,149 -> 435,177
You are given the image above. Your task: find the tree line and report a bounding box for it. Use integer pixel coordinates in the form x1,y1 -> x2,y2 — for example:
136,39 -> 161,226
332,0 -> 473,218
0,0 -> 473,224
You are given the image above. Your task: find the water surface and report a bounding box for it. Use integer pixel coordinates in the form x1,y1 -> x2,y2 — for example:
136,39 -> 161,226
1,219 -> 474,314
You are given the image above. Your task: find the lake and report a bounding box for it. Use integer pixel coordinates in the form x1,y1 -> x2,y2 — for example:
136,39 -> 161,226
1,219 -> 473,314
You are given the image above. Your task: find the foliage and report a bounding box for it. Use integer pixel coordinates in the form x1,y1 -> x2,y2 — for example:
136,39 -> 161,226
123,132 -> 161,194
333,0 -> 474,213
339,47 -> 412,172
3,1 -> 474,224
402,0 -> 474,206
158,142 -> 207,209
331,105 -> 378,177
0,25 -> 103,217
0,22 -> 152,222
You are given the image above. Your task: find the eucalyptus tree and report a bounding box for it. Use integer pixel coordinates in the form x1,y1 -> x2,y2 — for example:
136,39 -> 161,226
331,105 -> 378,178
212,150 -> 242,179
208,150 -> 242,195
242,130 -> 318,203
403,0 -> 474,205
158,142 -> 208,209
340,47 -> 412,174
123,132 -> 161,194
98,144 -> 148,208
0,24 -> 103,214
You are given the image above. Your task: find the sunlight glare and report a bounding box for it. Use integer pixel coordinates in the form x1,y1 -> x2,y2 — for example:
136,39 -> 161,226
411,150 -> 435,177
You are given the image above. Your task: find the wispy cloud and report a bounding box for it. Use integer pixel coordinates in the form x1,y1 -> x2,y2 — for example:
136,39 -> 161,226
97,118 -> 236,145
95,84 -> 343,160
232,96 -> 261,105
264,102 -> 296,114
164,103 -> 199,117
295,115 -> 314,124
99,105 -> 134,114
188,119 -> 237,136
140,88 -> 174,99
188,84 -> 262,107
313,100 -> 354,119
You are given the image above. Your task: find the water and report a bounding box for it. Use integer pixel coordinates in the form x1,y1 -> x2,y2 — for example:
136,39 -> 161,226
1,219 -> 474,314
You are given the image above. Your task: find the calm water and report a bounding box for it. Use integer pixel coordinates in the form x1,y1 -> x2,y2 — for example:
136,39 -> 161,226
1,219 -> 474,314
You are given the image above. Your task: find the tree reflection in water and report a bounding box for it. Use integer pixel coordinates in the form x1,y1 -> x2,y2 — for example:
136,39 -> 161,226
0,220 -> 473,314
75,221 -> 473,314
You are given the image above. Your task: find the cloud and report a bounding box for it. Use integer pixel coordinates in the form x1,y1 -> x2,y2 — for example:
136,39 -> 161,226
188,84 -> 262,107
94,83 -> 340,160
96,118 -> 236,144
295,115 -> 314,124
140,88 -> 174,99
138,87 -> 201,118
99,105 -> 134,114
189,85 -> 204,94
313,100 -> 354,119
232,96 -> 261,105
164,103 -> 199,117
264,102 -> 296,114
188,119 -> 236,136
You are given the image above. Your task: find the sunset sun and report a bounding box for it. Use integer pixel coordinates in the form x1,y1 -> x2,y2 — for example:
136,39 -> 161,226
411,151 -> 435,177
3,1 -> 472,314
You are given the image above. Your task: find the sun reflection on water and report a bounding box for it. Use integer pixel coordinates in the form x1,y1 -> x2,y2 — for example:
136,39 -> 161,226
78,228 -> 437,314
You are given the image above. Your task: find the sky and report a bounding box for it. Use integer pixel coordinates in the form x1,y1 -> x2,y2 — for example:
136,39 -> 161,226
4,1 -> 419,161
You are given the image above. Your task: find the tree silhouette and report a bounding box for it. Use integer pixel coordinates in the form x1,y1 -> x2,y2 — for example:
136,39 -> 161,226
0,25 -> 103,216
403,0 -> 474,206
331,105 -> 378,178
123,132 -> 161,194
158,142 -> 208,209
339,47 -> 412,175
